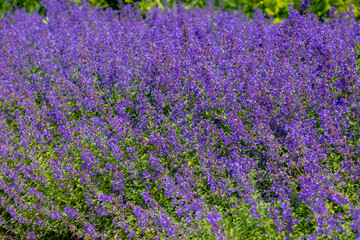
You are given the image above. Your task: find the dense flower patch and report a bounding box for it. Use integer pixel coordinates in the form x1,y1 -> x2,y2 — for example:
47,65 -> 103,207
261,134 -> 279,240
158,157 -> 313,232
0,0 -> 360,239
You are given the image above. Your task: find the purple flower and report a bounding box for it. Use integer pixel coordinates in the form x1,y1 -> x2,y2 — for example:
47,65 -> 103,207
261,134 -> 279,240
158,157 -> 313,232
1,1 -> 360,239
64,206 -> 78,220
27,231 -> 38,240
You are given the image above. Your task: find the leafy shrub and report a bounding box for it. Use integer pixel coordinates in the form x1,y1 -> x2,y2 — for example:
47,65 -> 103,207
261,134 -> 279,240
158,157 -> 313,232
1,0 -> 359,20
0,0 -> 360,239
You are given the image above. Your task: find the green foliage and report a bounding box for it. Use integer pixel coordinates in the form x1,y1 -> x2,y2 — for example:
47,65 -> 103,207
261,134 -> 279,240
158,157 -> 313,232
310,0 -> 359,19
1,0 -> 359,20
0,0 -> 40,14
219,0 -> 359,21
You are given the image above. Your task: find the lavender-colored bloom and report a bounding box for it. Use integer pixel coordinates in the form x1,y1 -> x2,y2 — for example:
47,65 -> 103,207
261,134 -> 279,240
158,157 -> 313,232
64,206 -> 78,220
0,0 -> 359,239
27,231 -> 38,240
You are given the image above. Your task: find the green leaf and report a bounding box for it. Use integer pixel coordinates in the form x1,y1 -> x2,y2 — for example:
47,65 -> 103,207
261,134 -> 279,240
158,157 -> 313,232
356,58 -> 360,66
355,42 -> 360,51
42,17 -> 49,25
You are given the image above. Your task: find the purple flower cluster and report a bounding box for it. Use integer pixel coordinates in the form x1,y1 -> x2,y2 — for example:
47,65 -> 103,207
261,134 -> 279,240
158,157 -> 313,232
0,0 -> 359,239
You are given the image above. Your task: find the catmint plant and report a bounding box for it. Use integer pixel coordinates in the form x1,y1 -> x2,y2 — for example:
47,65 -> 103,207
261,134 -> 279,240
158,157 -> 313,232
0,0 -> 359,239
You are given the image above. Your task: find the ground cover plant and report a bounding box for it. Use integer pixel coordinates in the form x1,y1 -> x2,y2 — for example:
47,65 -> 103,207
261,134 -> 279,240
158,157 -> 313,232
0,0 -> 360,239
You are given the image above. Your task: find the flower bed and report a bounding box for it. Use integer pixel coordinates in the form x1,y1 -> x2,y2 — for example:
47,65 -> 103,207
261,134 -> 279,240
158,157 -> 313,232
0,1 -> 359,239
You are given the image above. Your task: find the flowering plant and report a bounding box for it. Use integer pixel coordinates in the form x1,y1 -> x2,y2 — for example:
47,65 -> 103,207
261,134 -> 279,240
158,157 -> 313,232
0,0 -> 359,239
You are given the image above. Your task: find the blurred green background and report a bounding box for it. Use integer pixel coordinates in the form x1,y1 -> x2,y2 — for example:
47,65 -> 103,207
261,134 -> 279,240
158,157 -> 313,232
0,0 -> 359,21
